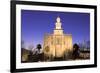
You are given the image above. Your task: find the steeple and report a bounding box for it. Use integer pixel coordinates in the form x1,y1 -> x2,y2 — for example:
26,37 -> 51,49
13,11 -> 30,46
54,16 -> 63,35
55,16 -> 62,29
57,16 -> 60,23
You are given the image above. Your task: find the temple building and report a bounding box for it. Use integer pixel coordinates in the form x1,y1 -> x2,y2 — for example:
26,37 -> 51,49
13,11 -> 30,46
43,16 -> 73,59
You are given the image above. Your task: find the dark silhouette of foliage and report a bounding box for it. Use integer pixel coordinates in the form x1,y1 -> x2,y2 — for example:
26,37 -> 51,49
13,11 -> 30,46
72,43 -> 80,59
36,44 -> 42,51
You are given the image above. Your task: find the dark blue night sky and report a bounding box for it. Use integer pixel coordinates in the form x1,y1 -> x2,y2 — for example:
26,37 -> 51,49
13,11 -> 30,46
21,10 -> 90,48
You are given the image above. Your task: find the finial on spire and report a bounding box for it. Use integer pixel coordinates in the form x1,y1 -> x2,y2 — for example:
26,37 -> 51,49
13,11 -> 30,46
56,16 -> 61,23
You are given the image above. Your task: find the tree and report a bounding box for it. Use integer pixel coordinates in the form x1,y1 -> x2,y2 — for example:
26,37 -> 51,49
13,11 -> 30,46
73,44 -> 79,50
36,44 -> 42,52
72,43 -> 80,59
28,44 -> 34,61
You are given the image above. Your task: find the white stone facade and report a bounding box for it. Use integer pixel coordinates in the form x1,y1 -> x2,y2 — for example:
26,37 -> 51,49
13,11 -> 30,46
43,17 -> 73,58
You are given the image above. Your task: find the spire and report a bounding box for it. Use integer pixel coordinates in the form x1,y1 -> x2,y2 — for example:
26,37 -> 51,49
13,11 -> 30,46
55,16 -> 62,29
56,16 -> 61,23
53,16 -> 63,35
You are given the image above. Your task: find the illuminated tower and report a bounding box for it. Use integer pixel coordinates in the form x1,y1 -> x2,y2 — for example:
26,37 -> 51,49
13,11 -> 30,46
54,16 -> 63,35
